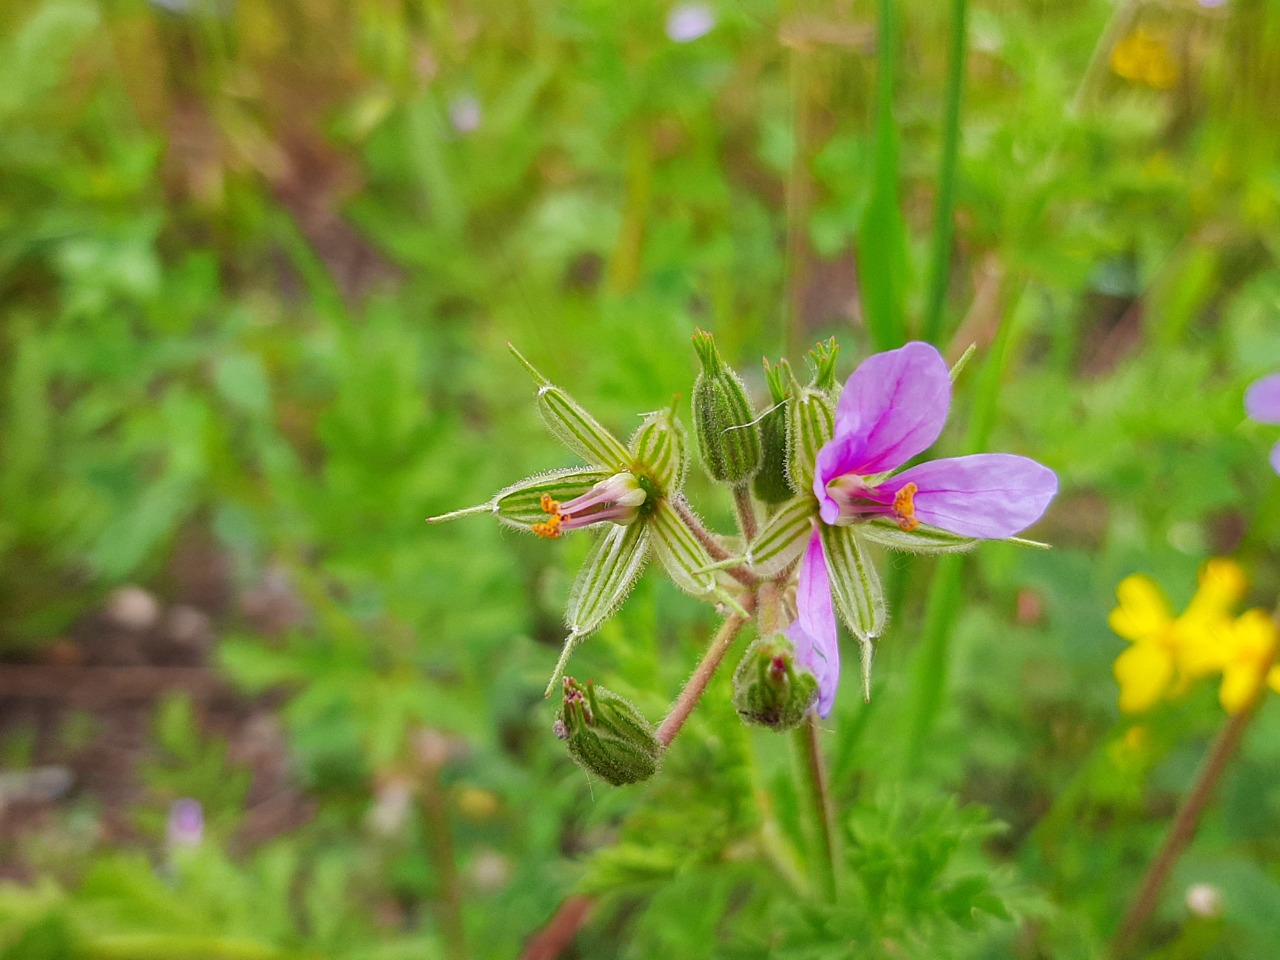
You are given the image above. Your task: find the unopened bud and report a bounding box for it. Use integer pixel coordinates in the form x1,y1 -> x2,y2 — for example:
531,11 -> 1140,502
558,678 -> 660,785
809,337 -> 840,393
732,635 -> 818,731
753,358 -> 794,505
691,329 -> 762,484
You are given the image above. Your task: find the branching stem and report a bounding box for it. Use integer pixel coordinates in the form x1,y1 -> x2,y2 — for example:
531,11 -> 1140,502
672,497 -> 756,587
656,606 -> 753,748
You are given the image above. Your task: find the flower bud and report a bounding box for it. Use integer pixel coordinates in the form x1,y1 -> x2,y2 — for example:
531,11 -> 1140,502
556,678 -> 660,785
753,359 -> 794,505
731,635 -> 818,731
691,329 -> 762,484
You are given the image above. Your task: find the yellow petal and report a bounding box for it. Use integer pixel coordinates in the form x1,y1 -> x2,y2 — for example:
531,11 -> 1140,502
1187,558 -> 1247,620
1114,642 -> 1175,714
1110,576 -> 1173,642
1220,662 -> 1265,715
1267,665 -> 1280,695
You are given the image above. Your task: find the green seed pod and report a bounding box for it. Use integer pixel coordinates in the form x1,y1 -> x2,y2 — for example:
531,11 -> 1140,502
691,329 -> 762,484
731,635 -> 818,732
556,678 -> 660,786
752,358 -> 795,505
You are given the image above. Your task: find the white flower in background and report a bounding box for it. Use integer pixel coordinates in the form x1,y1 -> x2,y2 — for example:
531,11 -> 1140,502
1185,882 -> 1224,918
448,94 -> 482,134
666,3 -> 715,43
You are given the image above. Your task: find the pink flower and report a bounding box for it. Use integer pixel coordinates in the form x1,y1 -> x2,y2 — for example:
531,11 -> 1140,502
1245,372 -> 1280,474
814,342 -> 1058,538
789,341 -> 1057,713
787,528 -> 839,717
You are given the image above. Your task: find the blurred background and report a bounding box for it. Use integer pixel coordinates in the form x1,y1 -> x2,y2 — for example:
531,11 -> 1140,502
2,0 -> 1280,956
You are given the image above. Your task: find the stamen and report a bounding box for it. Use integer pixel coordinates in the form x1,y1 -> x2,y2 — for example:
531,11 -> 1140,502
532,494 -> 566,538
892,482 -> 919,532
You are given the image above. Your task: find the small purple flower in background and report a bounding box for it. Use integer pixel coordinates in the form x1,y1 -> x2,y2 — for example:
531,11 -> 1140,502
1245,372 -> 1280,474
666,3 -> 715,43
787,529 -> 839,717
166,798 -> 204,849
814,341 -> 1058,538
448,94 -> 482,134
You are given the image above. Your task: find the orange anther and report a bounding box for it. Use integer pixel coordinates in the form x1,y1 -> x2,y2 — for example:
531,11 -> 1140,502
531,514 -> 564,539
893,482 -> 919,532
539,493 -> 560,514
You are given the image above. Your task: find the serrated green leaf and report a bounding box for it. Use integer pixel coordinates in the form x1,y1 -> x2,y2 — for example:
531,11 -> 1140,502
746,497 -> 816,576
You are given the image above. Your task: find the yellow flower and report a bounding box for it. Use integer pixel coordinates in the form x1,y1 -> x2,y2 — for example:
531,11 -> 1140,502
1217,609 -> 1280,714
1109,560 -> 1244,714
1109,28 -> 1179,89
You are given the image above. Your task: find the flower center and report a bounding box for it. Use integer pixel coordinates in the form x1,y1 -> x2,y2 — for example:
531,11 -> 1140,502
531,473 -> 648,539
892,482 -> 919,531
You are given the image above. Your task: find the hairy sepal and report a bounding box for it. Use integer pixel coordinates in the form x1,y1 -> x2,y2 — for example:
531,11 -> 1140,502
491,468 -> 614,530
856,518 -> 979,554
629,408 -> 687,495
509,344 -> 631,469
747,497 -> 816,577
818,524 -> 884,700
546,521 -> 650,694
786,387 -> 835,493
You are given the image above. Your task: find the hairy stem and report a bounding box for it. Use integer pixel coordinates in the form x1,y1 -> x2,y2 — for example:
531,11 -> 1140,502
672,497 -> 755,587
795,714 -> 839,901
656,607 -> 753,748
1110,668 -> 1272,957
733,484 -> 759,542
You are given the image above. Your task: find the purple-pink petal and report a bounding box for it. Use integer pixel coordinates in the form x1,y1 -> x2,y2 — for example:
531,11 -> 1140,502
832,341 -> 952,476
1270,439 -> 1280,476
788,528 -> 840,717
883,454 -> 1058,539
814,433 -> 863,524
1245,373 -> 1280,425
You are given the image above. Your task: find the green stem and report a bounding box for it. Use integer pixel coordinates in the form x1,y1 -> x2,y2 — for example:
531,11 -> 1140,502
656,609 -> 753,748
420,755 -> 467,960
921,0 -> 968,346
794,714 -> 839,901
1110,700 -> 1261,957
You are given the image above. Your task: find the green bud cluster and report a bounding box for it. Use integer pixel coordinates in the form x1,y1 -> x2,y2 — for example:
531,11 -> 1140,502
691,329 -> 762,484
556,678 -> 660,785
731,634 -> 818,732
753,358 -> 795,505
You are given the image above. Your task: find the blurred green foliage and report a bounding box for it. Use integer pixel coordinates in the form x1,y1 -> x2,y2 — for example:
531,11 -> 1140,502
2,0 -> 1280,957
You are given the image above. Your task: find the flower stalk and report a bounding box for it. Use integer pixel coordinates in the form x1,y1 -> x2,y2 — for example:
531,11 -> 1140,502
656,606 -> 754,748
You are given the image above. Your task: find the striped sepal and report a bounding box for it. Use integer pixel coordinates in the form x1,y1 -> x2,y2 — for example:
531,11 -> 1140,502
629,408 -> 688,495
746,496 -> 816,577
545,521 -> 650,695
818,524 -> 885,643
856,518 -> 979,554
509,343 -> 631,470
491,468 -> 613,530
786,387 -> 835,493
649,498 -> 718,599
